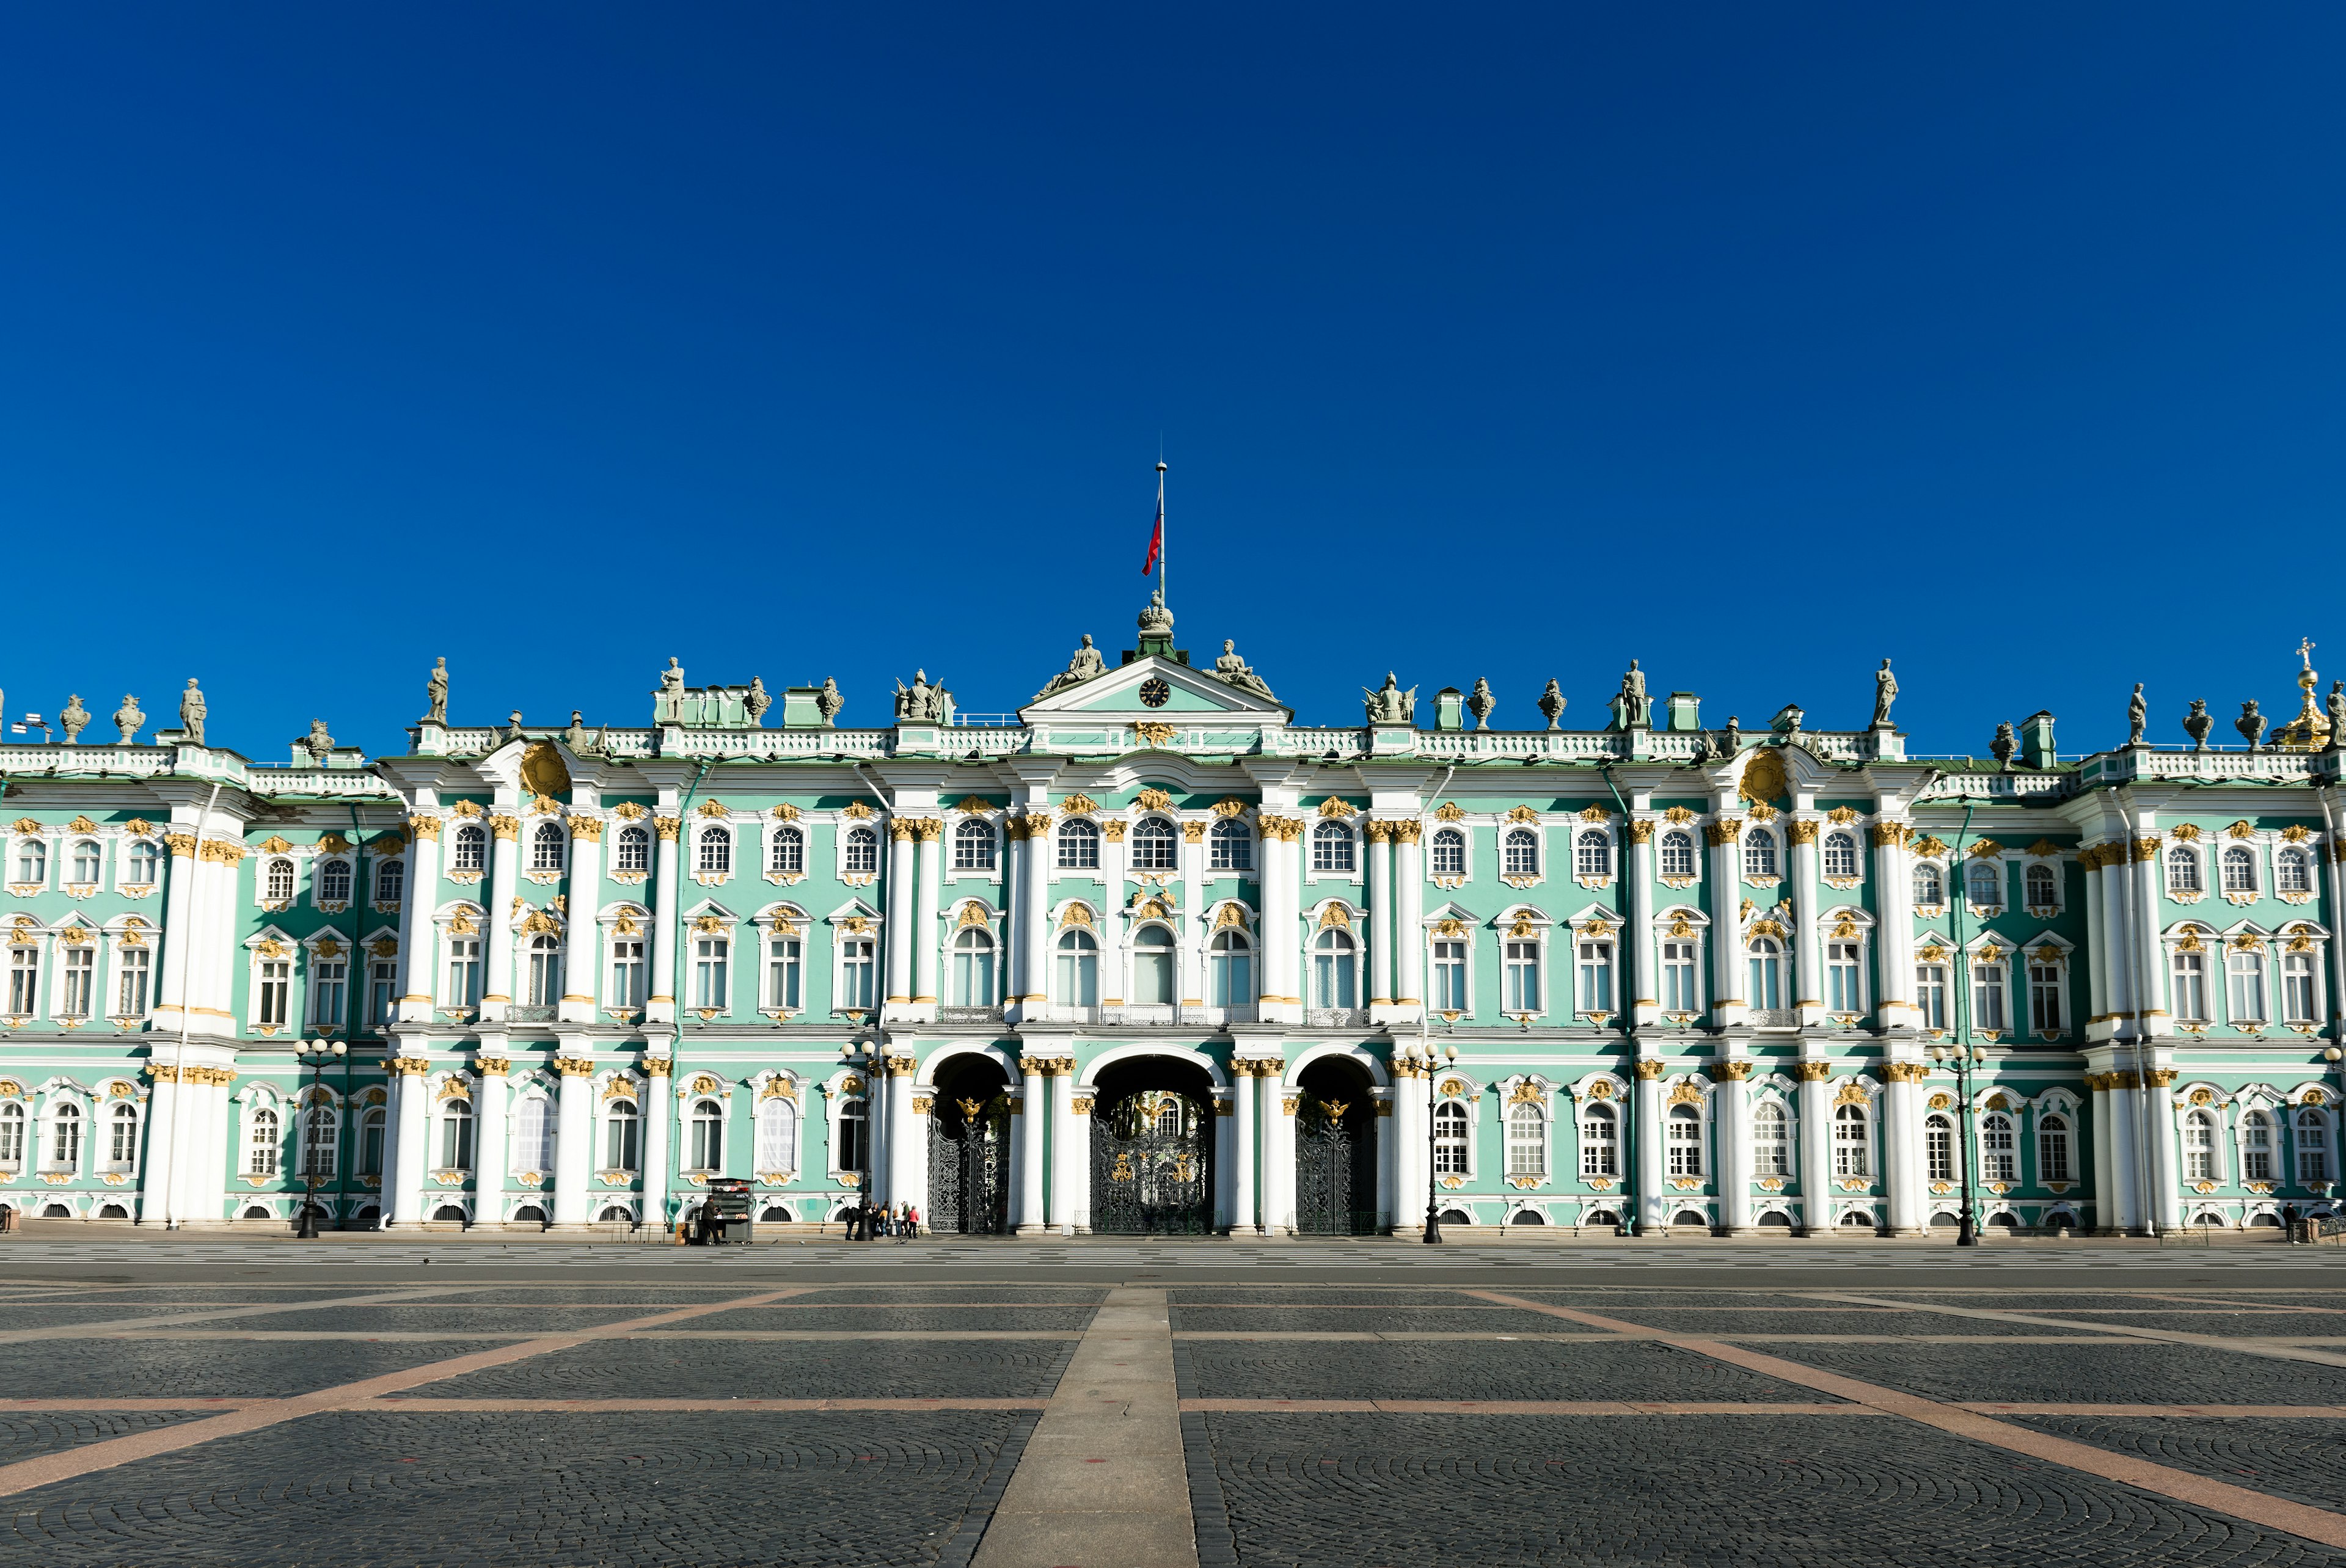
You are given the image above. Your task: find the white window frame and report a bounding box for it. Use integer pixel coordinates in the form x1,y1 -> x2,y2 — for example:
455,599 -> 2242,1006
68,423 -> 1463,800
1752,1098 -> 1791,1177
1657,829 -> 1698,882
1057,818 -> 1102,871
1310,820 -> 1357,877
1428,826 -> 1470,881
1505,1097 -> 1547,1177
1207,818 -> 1254,873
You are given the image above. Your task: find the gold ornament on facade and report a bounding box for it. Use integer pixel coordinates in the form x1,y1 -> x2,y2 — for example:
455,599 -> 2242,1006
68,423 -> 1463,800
1667,1081 -> 1702,1105
164,832 -> 197,858
1131,722 -> 1178,748
691,914 -> 726,935
488,815 -> 521,841
1433,801 -> 1467,822
1211,797 -> 1248,818
955,902 -> 992,930
1714,1060 -> 1752,1081
565,815 -> 603,842
1747,803 -> 1778,823
1500,804 -> 1538,824
1058,793 -> 1098,815
1364,819 -> 1393,843
1180,820 -> 1205,842
652,816 -> 682,841
1786,819 -> 1819,845
1132,787 -> 1175,812
1317,905 -> 1352,930
1101,819 -> 1128,842
1316,798 -> 1359,819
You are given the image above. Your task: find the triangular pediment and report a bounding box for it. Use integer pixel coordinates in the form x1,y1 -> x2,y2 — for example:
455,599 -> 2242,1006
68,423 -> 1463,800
1020,657 -> 1288,720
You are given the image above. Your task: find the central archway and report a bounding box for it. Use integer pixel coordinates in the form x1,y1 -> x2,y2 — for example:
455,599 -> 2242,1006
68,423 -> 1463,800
1089,1054 -> 1215,1234
1293,1055 -> 1379,1234
927,1054 -> 1012,1234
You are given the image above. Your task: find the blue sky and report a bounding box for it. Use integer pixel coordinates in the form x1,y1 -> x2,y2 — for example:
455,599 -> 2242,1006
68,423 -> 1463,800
2,7 -> 2340,759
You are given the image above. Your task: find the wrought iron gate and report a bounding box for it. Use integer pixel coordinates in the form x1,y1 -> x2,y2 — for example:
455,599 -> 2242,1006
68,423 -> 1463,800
1090,1088 -> 1211,1234
927,1093 -> 1009,1234
1295,1095 -> 1379,1235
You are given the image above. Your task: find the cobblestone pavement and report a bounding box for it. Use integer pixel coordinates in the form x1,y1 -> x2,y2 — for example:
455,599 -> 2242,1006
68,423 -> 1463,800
5,1260 -> 2346,1564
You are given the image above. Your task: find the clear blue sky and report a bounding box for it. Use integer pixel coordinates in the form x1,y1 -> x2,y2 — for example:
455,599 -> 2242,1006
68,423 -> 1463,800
3,7 -> 2340,759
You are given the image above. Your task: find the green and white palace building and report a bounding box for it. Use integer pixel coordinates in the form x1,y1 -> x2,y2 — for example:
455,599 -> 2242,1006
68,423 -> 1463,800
5,597 -> 2346,1239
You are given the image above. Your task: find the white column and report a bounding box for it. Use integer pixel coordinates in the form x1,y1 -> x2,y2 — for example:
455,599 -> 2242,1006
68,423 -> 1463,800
641,1057 -> 672,1230
646,815 -> 682,1027
1789,819 -> 1821,1026
195,1074 -> 232,1225
1393,823 -> 1423,1020
1367,822 -> 1394,1014
560,820 -> 601,1025
1003,820 -> 1026,1010
1708,817 -> 1745,1027
1375,1095 -> 1395,1227
2099,851 -> 2135,1032
1871,820 -> 1915,1025
1182,817 -> 1205,1015
2089,1074 -> 2118,1232
396,815 -> 444,1023
1263,1064 -> 1295,1235
1390,1063 -> 1421,1234
1102,825 -> 1130,1006
1048,1060 -> 1078,1233
480,812 -> 520,1022
1883,1062 -> 1923,1236
2149,1067 -> 2182,1230
912,823 -> 942,1017
1230,1064 -> 1259,1234
1068,1079 -> 1092,1233
2107,1067 -> 2142,1233
389,1057 -> 430,1227
888,1054 -> 920,1213
1796,1061 -> 1833,1231
1634,1061 -> 1665,1231
1213,1089 -> 1235,1228
551,1049 -> 593,1227
1717,1062 -> 1753,1232
472,1054 -> 509,1227
1260,821 -> 1298,1023
1018,815 -> 1051,1021
1015,1056 -> 1047,1233
2132,830 -> 2165,1036
1627,819 -> 1656,1028
153,830 -> 201,1034
2081,847 -> 2111,1035
138,1070 -> 181,1224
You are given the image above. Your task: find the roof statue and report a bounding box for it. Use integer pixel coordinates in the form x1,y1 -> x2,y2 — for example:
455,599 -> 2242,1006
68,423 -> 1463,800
1871,658 -> 1897,726
425,657 -> 449,723
2275,637 -> 2333,752
1034,635 -> 1108,702
59,695 -> 89,742
2182,699 -> 2213,753
817,677 -> 845,726
112,695 -> 144,746
1364,672 -> 1416,726
2127,683 -> 2147,746
745,677 -> 772,729
656,658 -> 685,724
1211,640 -> 1276,703
894,669 -> 950,724
301,719 -> 334,764
178,679 -> 206,746
1537,679 -> 1566,730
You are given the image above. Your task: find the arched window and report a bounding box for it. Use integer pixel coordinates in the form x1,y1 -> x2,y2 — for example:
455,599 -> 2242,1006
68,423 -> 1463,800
2284,950 -> 2320,1024
1747,937 -> 1783,1012
1433,1099 -> 1469,1174
1575,830 -> 1611,880
2298,1108 -> 2333,1184
265,858 -> 296,903
2221,845 -> 2257,894
1833,1102 -> 1869,1177
0,1101 -> 23,1169
1965,858 -> 2001,909
1430,828 -> 1467,878
836,1097 -> 869,1172
109,1102 -> 142,1170
953,819 -> 995,870
950,926 -> 996,1007
1503,828 -> 1540,878
2166,845 -> 2201,893
511,1096 -> 549,1173
1924,1114 -> 1954,1181
1131,925 -> 1176,1006
452,825 -> 487,872
844,826 -> 878,873
1742,829 -> 1777,880
2171,946 -> 2209,1022
1312,820 -> 1354,873
2183,1110 -> 2218,1181
1130,817 -> 1177,871
605,1101 -> 641,1170
2241,1110 -> 2275,1181
1666,1104 -> 1703,1176
317,859 -> 352,904
2038,1113 -> 2072,1183
697,826 -> 731,875
2279,847 -> 2313,893
770,826 -> 804,875
1503,935 -> 1540,1013
1208,819 -> 1252,871
1753,1100 -> 1789,1176
2227,945 -> 2268,1022
1979,1111 -> 2016,1183
1912,862 -> 1944,908
12,837 -> 45,884
2025,863 -> 2057,910
125,840 -> 159,887
1055,928 -> 1098,1007
526,823 -> 562,872
1153,1100 -> 1182,1136
434,1096 -> 472,1169
297,1102 -> 332,1178
525,934 -> 563,1007
373,858 -> 404,908
756,1096 -> 795,1172
358,1106 -> 386,1178
1659,830 -> 1695,880
1312,928 -> 1357,1010
70,840 -> 101,884
1580,1103 -> 1618,1176
614,825 -> 650,873
1058,819 -> 1100,870
1208,929 -> 1252,1005
49,1101 -> 83,1170
1506,1101 -> 1546,1176
241,1103 -> 273,1173
1821,832 -> 1858,879
689,1099 -> 725,1172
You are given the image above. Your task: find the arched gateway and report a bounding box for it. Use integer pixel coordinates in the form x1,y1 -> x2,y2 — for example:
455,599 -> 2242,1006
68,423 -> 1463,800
926,1055 -> 1011,1234
1089,1055 -> 1215,1234
1293,1056 -> 1380,1234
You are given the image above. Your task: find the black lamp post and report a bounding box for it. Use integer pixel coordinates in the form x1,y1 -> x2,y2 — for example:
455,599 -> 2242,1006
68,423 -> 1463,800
1405,1040 -> 1458,1243
1929,1038 -> 1986,1247
295,1040 -> 346,1238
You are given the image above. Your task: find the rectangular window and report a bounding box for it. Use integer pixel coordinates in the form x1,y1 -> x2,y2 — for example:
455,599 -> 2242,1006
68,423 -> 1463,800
1666,1114 -> 1703,1176
117,947 -> 152,1016
840,938 -> 876,1011
310,959 -> 346,1028
8,947 -> 39,1016
2243,1118 -> 2273,1182
1504,940 -> 1541,1013
2284,954 -> 2318,1024
446,939 -> 482,1007
2039,1122 -> 2072,1183
609,939 -> 644,1008
2227,950 -> 2267,1023
1833,1112 -> 1870,1177
60,947 -> 95,1018
1505,1112 -> 1544,1176
2172,952 -> 2208,1022
1826,942 -> 1861,1013
257,960 -> 290,1027
367,961 -> 397,1028
1576,939 -> 1613,1015
2029,963 -> 2061,1035
1970,963 -> 2005,1032
1926,1120 -> 1954,1182
1580,1111 -> 1618,1176
1431,939 -> 1467,1013
1661,941 -> 1698,1013
768,937 -> 802,1010
693,938 -> 728,1010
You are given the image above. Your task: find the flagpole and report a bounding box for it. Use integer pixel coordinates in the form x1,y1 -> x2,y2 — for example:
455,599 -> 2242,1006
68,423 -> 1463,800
1156,461 -> 1167,606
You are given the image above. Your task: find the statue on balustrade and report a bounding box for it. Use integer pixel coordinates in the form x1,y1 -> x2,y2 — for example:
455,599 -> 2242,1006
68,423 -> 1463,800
425,657 -> 449,723
1363,673 -> 1416,725
179,679 -> 206,746
1034,635 -> 1108,702
1211,640 -> 1276,702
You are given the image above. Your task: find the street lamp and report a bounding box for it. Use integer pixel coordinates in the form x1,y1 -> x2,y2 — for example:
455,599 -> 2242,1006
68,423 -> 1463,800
1929,1040 -> 1987,1247
295,1040 -> 346,1238
1418,1041 -> 1458,1244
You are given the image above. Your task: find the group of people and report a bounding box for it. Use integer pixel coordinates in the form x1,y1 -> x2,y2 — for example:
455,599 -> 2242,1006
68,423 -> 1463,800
842,1200 -> 918,1240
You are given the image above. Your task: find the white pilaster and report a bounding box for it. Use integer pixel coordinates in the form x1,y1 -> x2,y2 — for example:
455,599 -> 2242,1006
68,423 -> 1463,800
641,1056 -> 672,1230
1392,822 -> 1423,1021
560,819 -> 601,1025
389,1057 -> 431,1227
480,810 -> 520,1022
1789,819 -> 1822,1027
1263,1065 -> 1295,1235
1870,818 -> 1915,1025
1390,1063 -> 1422,1234
912,823 -> 942,1019
1017,815 -> 1051,1021
551,1049 -> 594,1228
1709,816 -> 1746,1027
1796,1062 -> 1832,1233
1367,822 -> 1395,1018
1048,1060 -> 1078,1233
1634,1061 -> 1665,1231
1717,1062 -> 1753,1233
472,1051 -> 509,1226
396,814 -> 442,1024
2148,1067 -> 2181,1230
646,815 -> 682,1027
888,1054 -> 922,1217
1628,819 -> 1657,1028
884,820 -> 914,1013
1015,1056 -> 1047,1233
1882,1059 -> 1923,1236
1229,1063 -> 1259,1234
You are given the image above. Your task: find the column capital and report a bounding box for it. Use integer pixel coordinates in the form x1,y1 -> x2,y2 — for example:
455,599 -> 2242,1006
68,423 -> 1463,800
1713,1059 -> 1753,1080
1786,819 -> 1819,845
644,1054 -> 672,1077
1870,821 -> 1912,848
1632,1059 -> 1665,1081
489,814 -> 521,841
476,1056 -> 511,1078
553,1054 -> 596,1077
654,815 -> 682,841
565,815 -> 604,842
388,1056 -> 433,1077
884,1052 -> 919,1077
1791,1059 -> 1834,1082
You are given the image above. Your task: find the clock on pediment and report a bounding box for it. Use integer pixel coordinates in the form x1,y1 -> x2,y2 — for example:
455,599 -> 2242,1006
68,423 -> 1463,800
1139,678 -> 1172,709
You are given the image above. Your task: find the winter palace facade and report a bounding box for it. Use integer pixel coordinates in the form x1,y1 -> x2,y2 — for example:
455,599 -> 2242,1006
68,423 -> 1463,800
5,599 -> 2346,1239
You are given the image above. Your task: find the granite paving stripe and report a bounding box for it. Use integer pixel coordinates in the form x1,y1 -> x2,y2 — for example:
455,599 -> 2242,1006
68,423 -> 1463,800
1181,1336 -> 1839,1404
784,1286 -> 1111,1305
687,1306 -> 1097,1333
2014,1416 -> 2346,1513
373,1398 -> 1053,1411
1194,1411 -> 2346,1567
1171,1306 -> 1577,1335
152,1305 -> 651,1335
0,1286 -> 470,1344
0,1338 -> 524,1399
0,1407 -> 1037,1567
390,1336 -> 1082,1402
1472,1291 -> 2346,1552
1678,1338 -> 2346,1407
1169,1330 -> 2122,1345
421,1287 -> 759,1305
12,1288 -> 414,1304
1179,1398 -> 1874,1414
1809,1291 -> 2346,1372
0,1285 -> 814,1499
1165,1289 -> 1495,1307
0,1413 -> 224,1466
0,1306 -> 247,1329
2054,1313 -> 2346,1336
1568,1307 -> 2119,1337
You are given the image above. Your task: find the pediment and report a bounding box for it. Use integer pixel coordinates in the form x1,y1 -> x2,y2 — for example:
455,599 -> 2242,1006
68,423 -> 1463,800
1021,657 -> 1287,720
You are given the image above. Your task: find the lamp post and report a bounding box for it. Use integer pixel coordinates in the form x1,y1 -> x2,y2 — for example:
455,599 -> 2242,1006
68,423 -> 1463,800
1416,1041 -> 1458,1244
1929,1040 -> 1987,1247
295,1041 -> 346,1238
